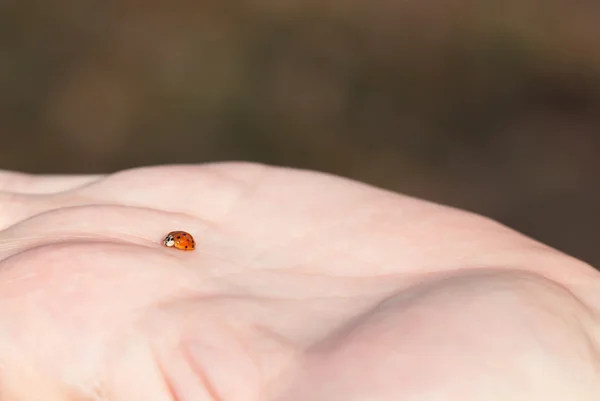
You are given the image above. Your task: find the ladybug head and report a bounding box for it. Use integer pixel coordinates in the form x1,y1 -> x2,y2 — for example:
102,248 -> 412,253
163,233 -> 176,247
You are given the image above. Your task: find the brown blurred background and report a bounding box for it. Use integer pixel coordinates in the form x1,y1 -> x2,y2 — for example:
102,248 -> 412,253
0,1 -> 598,266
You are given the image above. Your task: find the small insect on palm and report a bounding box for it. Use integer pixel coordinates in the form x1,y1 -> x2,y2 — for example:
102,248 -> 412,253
162,231 -> 195,251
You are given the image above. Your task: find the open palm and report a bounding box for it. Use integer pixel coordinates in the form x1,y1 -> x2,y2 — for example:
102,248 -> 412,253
0,162 -> 598,401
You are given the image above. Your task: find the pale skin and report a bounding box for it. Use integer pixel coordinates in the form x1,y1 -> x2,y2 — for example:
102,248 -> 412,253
0,162 -> 599,400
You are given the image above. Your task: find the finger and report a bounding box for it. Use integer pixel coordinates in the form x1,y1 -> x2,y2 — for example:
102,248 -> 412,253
75,162 -> 271,223
70,161 -> 407,231
0,163 -> 260,232
0,172 -> 104,230
0,170 -> 104,194
0,191 -> 92,232
0,193 -> 51,231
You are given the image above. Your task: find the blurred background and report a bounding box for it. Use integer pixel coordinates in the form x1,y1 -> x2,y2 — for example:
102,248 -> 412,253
0,1 -> 598,266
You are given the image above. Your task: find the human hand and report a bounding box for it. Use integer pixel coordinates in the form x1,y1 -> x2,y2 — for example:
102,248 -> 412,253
0,163 -> 598,400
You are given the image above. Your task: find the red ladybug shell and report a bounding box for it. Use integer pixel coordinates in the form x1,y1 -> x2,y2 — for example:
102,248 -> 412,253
163,231 -> 195,251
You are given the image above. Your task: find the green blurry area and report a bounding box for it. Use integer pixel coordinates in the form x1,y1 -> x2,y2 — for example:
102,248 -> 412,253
1,1 -> 599,266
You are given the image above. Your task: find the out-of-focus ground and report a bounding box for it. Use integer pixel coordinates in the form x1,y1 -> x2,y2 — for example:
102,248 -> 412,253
0,1 -> 599,267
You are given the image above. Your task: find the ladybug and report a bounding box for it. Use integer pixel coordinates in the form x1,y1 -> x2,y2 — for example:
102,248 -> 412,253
163,231 -> 195,251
